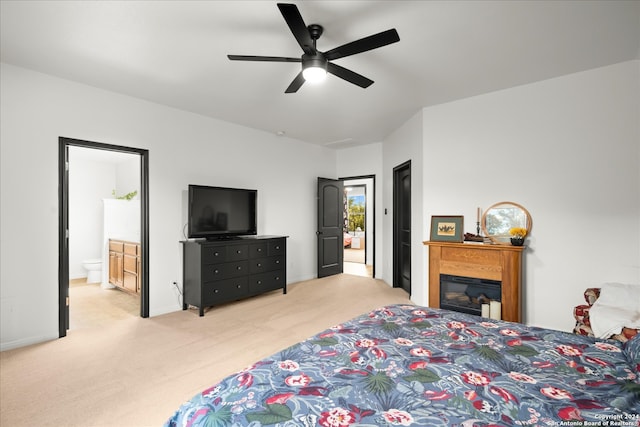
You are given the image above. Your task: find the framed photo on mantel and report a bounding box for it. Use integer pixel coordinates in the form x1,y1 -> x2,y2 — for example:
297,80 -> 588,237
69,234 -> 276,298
430,215 -> 464,242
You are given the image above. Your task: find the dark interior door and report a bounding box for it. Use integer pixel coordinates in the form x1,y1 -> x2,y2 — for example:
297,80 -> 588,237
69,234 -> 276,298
58,144 -> 70,336
317,178 -> 344,278
393,161 -> 411,294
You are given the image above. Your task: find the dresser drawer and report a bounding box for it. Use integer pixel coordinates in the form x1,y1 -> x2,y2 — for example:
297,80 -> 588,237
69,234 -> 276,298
249,270 -> 285,294
226,244 -> 249,261
203,260 -> 249,281
249,242 -> 268,258
202,246 -> 227,264
249,256 -> 285,274
201,244 -> 249,263
268,239 -> 285,256
203,277 -> 249,305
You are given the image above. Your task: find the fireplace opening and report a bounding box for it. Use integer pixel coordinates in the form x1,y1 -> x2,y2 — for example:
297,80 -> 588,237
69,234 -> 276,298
440,274 -> 501,316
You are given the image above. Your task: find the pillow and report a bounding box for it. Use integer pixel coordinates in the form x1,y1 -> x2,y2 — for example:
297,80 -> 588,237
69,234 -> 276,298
590,283 -> 640,338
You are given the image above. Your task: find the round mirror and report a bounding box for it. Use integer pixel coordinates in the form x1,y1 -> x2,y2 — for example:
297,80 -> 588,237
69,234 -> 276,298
482,201 -> 532,244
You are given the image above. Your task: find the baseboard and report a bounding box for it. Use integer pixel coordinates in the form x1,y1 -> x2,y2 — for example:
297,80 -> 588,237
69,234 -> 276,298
1,332 -> 58,352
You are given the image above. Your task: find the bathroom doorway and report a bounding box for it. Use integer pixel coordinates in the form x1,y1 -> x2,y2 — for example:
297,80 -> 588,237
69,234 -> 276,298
59,138 -> 149,338
341,176 -> 375,278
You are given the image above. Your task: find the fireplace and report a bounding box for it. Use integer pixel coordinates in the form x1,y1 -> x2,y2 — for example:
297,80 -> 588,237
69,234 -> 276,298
424,241 -> 525,322
440,274 -> 500,316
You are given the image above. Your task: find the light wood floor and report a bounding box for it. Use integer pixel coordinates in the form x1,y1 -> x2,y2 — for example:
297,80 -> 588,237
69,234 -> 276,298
1,274 -> 411,427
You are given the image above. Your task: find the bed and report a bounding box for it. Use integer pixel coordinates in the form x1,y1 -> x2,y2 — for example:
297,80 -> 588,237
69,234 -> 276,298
165,305 -> 640,426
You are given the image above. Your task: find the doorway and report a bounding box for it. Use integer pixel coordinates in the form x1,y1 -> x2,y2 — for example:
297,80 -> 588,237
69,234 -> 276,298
342,176 -> 375,278
59,137 -> 149,338
393,161 -> 411,295
316,176 -> 375,279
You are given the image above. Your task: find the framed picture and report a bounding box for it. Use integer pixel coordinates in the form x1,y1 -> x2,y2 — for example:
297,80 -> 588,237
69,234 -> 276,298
430,215 -> 464,242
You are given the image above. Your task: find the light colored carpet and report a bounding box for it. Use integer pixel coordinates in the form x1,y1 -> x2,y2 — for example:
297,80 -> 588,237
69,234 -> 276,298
69,279 -> 140,330
0,274 -> 411,427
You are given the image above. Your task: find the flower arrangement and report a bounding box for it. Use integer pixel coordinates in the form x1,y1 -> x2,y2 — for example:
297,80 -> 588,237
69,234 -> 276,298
509,227 -> 527,239
509,227 -> 527,246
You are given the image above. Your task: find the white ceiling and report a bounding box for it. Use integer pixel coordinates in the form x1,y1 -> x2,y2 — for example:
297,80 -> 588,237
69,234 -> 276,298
2,1 -> 638,148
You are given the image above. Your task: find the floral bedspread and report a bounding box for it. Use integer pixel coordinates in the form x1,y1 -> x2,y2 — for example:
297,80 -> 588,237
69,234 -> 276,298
166,305 -> 640,426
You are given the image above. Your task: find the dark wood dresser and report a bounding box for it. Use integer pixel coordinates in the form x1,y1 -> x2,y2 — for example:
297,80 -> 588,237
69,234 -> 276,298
182,236 -> 287,316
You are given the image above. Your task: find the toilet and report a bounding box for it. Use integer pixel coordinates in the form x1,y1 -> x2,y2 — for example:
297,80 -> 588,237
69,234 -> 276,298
82,259 -> 102,283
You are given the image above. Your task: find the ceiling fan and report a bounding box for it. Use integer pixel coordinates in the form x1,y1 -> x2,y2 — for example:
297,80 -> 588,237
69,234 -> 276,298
227,3 -> 400,93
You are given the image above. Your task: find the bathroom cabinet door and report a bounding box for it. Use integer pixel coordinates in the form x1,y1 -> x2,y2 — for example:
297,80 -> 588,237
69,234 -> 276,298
109,239 -> 138,293
113,253 -> 123,287
123,253 -> 138,292
109,251 -> 117,284
109,240 -> 124,287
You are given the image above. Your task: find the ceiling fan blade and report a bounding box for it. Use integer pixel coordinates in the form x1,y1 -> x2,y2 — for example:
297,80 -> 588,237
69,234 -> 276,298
324,29 -> 400,61
327,62 -> 373,88
277,3 -> 314,54
285,72 -> 306,93
228,55 -> 301,63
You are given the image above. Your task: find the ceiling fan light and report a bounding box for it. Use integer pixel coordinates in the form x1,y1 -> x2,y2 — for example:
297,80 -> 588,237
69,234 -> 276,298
302,54 -> 328,84
302,66 -> 327,83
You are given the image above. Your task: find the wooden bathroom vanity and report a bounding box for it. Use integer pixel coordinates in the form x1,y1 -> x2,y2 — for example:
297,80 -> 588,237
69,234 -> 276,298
108,239 -> 141,294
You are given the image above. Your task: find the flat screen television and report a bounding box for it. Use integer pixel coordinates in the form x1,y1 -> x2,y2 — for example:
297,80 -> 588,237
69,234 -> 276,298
188,185 -> 257,240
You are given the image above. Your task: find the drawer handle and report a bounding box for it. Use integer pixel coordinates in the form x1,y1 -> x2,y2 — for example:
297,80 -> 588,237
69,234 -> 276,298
275,246 -> 280,250
257,263 -> 262,268
214,252 -> 220,257
237,266 -> 242,270
236,284 -> 241,289
275,260 -> 280,264
214,289 -> 219,293
257,248 -> 262,252
236,250 -> 242,254
214,269 -> 220,274
257,280 -> 262,285
275,276 -> 280,281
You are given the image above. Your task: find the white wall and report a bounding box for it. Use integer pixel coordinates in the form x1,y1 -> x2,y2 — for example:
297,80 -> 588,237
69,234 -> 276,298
115,156 -> 140,199
382,112 -> 425,305
421,61 -> 640,331
0,63 -> 336,350
337,143 -> 384,277
68,150 -> 116,279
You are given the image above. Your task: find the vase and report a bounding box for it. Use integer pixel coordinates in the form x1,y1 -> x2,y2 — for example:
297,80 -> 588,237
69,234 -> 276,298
510,237 -> 524,246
